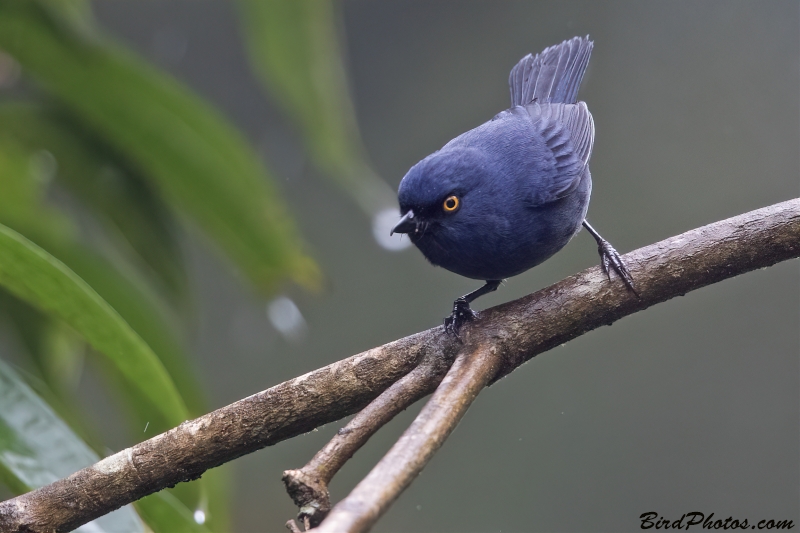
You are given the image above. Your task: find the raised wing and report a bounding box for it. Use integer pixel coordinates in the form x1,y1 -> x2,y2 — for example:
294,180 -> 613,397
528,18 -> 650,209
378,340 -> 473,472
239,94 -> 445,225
524,101 -> 595,205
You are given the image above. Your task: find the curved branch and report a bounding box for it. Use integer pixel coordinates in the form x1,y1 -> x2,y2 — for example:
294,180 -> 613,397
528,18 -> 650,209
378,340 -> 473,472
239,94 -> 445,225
0,199 -> 797,533
316,342 -> 503,533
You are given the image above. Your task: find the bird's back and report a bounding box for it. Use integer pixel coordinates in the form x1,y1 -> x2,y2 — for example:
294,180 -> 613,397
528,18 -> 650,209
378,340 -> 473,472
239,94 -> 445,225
441,36 -> 595,208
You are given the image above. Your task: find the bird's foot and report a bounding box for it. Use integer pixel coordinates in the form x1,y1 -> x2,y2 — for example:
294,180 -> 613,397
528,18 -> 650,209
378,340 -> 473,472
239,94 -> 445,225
444,297 -> 476,337
597,239 -> 639,296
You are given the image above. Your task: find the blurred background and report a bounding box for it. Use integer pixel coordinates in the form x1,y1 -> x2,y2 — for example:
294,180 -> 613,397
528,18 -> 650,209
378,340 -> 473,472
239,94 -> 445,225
0,1 -> 797,532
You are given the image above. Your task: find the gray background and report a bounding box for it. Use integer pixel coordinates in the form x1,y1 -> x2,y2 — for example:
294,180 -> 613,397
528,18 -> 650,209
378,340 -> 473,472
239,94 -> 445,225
83,1 -> 800,532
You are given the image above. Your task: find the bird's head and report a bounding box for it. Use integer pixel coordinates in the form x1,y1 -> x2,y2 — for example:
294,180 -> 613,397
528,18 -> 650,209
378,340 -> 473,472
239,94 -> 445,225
392,148 -> 488,242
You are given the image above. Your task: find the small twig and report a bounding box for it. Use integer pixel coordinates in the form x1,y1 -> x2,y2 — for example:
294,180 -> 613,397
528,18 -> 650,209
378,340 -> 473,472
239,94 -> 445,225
0,200 -> 797,533
316,342 -> 503,533
283,358 -> 441,527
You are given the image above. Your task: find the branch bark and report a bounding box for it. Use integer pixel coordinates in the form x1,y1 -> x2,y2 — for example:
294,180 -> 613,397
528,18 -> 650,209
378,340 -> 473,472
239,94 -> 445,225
0,199 -> 797,533
315,342 -> 503,533
282,358 -> 440,528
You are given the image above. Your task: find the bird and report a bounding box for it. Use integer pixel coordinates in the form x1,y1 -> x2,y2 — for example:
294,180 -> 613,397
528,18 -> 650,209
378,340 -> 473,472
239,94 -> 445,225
391,36 -> 637,335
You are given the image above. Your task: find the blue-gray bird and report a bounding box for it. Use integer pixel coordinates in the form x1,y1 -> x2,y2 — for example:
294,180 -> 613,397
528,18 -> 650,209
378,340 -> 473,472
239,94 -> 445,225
391,36 -> 636,334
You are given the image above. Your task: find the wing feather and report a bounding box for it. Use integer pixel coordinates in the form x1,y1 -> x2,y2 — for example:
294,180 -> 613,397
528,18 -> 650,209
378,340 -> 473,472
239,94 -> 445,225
508,36 -> 593,106
524,102 -> 595,204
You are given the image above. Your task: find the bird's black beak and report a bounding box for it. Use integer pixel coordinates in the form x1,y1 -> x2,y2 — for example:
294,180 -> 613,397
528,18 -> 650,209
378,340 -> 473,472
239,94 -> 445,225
390,210 -> 415,235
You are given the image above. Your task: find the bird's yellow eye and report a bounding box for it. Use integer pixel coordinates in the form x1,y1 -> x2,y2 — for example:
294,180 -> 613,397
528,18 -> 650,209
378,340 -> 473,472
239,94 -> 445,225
443,195 -> 459,212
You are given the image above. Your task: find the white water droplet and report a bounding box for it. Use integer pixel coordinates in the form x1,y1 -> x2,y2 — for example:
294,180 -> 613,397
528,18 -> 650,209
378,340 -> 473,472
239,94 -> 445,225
373,207 -> 412,251
193,510 -> 206,524
267,297 -> 307,341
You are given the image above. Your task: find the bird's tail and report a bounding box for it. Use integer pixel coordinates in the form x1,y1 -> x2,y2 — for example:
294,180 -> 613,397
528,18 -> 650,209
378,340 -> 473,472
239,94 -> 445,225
508,36 -> 593,106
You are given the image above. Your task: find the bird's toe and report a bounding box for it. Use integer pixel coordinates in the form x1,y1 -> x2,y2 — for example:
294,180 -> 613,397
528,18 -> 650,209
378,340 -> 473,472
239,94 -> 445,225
444,298 -> 477,337
597,240 -> 638,296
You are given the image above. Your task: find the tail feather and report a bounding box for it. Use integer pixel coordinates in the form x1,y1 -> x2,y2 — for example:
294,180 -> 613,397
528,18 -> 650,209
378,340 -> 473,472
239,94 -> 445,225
509,36 -> 593,106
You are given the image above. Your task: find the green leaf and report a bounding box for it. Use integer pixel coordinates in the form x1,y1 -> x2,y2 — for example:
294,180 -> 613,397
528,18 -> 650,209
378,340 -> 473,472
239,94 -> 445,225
0,132 -> 200,427
0,358 -> 146,533
63,249 -> 207,419
0,138 -> 225,521
0,103 -> 188,305
0,359 -> 208,533
0,0 -> 319,292
0,293 -> 101,449
236,0 -> 396,214
0,136 -> 74,244
0,222 -> 189,427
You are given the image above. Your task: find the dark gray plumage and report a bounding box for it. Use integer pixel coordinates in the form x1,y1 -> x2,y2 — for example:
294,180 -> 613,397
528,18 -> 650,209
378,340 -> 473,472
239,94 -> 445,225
392,36 -> 635,334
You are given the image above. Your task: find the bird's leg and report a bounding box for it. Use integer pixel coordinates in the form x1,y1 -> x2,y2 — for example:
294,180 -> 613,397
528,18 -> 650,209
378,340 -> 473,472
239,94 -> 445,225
582,220 -> 638,295
444,280 -> 502,336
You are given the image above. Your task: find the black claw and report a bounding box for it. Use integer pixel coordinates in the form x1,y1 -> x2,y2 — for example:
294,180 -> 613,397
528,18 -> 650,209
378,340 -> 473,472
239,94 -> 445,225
600,252 -> 611,280
596,239 -> 639,297
444,297 -> 476,337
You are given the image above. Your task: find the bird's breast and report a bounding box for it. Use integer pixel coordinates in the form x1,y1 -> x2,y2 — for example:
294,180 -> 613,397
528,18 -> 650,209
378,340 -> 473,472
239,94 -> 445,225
413,174 -> 590,280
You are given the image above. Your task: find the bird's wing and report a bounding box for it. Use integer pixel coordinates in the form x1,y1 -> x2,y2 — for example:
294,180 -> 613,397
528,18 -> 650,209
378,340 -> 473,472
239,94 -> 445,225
509,36 -> 593,106
524,101 -> 594,205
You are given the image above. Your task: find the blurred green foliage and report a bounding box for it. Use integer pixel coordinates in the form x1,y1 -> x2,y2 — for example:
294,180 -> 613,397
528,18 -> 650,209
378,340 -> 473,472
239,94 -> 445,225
0,0 -> 371,531
0,0 -> 319,293
0,359 -> 148,533
0,359 -> 210,533
237,0 -> 396,215
0,224 -> 188,427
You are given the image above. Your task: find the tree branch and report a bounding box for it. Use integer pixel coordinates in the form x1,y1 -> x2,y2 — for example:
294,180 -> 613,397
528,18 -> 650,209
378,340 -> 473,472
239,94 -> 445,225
282,357 -> 440,528
0,199 -> 797,533
315,342 -> 503,533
